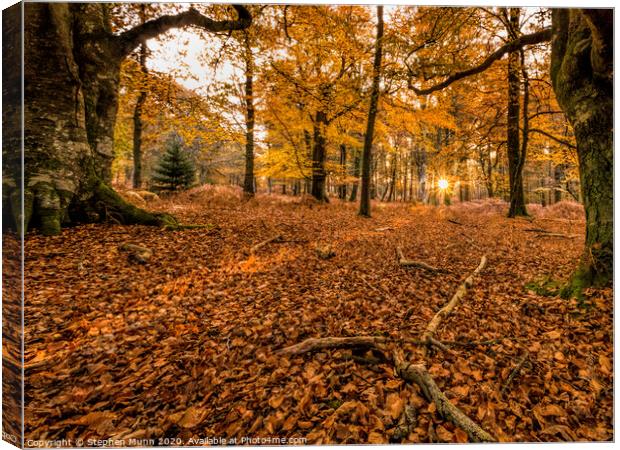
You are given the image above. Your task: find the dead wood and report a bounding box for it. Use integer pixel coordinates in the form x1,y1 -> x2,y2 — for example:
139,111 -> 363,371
447,219 -> 463,226
535,232 -> 578,239
396,246 -> 446,273
275,336 -> 388,355
422,255 -> 487,344
524,227 -> 550,233
501,352 -> 530,397
118,243 -> 152,264
394,353 -> 496,442
250,234 -> 283,254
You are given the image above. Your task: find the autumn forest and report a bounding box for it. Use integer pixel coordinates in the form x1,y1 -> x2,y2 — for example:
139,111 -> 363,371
1,3 -> 613,446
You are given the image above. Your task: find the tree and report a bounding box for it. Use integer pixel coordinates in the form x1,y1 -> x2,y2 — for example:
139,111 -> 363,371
11,3 -> 250,235
359,6 -> 384,217
408,8 -> 613,290
152,135 -> 195,191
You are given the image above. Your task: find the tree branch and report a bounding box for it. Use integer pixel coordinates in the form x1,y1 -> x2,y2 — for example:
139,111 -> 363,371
528,128 -> 577,149
118,5 -> 252,57
408,28 -> 552,95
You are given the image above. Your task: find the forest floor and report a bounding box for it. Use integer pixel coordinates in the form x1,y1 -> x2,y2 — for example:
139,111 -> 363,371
22,186 -> 612,444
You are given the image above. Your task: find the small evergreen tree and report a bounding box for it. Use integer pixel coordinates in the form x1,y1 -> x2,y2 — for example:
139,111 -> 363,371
152,135 -> 195,191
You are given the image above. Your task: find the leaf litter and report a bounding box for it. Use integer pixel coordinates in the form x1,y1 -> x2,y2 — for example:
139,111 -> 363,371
23,187 -> 612,443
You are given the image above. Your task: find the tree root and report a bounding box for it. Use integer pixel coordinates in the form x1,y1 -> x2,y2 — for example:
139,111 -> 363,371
95,182 -> 177,228
396,246 -> 446,273
421,255 -> 487,346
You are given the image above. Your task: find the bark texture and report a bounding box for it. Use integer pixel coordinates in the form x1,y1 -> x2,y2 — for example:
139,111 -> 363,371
242,31 -> 256,197
550,9 -> 613,290
506,8 -> 527,218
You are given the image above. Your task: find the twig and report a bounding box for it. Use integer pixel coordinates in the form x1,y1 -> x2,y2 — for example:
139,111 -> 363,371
447,219 -> 463,226
396,246 -> 446,273
250,234 -> 283,254
501,352 -> 529,397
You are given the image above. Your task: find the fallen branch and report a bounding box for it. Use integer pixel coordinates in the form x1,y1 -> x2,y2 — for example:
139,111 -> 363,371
535,232 -> 578,239
394,354 -> 496,442
501,352 -> 529,397
447,219 -> 463,226
422,255 -> 487,344
275,336 -> 388,355
396,247 -> 446,273
524,227 -> 550,233
250,234 -> 282,254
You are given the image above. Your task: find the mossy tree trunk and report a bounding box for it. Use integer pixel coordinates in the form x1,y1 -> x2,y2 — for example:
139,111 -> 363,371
551,9 -> 613,289
17,3 -> 250,235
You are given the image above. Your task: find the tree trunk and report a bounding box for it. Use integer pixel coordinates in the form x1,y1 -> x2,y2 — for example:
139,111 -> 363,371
338,144 -> 347,200
242,31 -> 255,198
506,8 -> 527,218
349,150 -> 360,202
310,111 -> 328,202
359,5 -> 384,217
551,9 -> 613,290
132,42 -> 148,189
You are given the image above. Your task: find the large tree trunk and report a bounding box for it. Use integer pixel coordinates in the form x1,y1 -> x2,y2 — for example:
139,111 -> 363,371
506,8 -> 528,218
359,5 -> 384,217
16,3 -> 250,235
242,31 -> 256,198
551,9 -> 613,290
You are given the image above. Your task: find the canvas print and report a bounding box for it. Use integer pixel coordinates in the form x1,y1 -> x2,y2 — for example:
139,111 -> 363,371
2,2 -> 613,447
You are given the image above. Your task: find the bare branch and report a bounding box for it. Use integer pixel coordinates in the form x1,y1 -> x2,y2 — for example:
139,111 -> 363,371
408,28 -> 551,95
528,128 -> 576,149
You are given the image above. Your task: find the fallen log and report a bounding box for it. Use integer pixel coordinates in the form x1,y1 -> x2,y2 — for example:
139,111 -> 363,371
396,247 -> 446,273
250,234 -> 283,254
421,255 -> 487,344
394,355 -> 496,442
